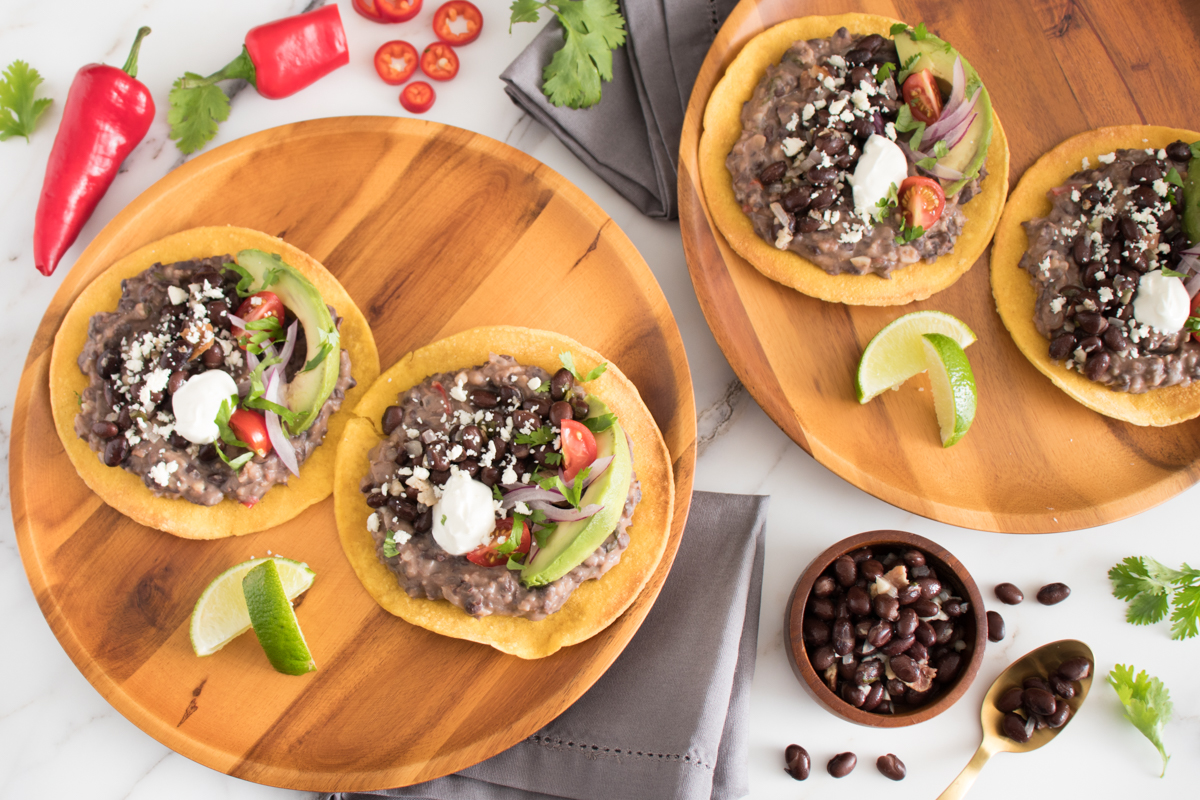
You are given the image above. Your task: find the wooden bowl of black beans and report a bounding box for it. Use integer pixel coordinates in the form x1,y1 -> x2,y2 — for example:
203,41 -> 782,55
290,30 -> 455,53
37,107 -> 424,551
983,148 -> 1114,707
785,531 -> 988,727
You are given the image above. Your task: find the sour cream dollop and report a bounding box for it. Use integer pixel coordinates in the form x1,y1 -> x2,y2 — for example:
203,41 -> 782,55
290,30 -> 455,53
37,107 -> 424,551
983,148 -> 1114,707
431,470 -> 497,555
1133,270 -> 1190,333
849,134 -> 910,223
172,370 -> 238,445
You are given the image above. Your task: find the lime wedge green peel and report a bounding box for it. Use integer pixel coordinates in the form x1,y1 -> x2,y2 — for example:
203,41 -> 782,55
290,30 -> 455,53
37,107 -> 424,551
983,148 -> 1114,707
922,332 -> 978,448
243,559 -> 317,675
856,311 -> 976,403
190,556 -> 314,657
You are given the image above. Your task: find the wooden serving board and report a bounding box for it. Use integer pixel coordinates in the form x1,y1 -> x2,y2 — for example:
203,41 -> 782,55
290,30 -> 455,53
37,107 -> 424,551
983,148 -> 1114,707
680,0 -> 1200,532
11,118 -> 696,791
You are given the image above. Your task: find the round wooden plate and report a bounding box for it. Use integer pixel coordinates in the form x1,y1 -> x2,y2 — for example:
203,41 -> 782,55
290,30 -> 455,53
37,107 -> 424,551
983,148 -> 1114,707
679,0 -> 1200,533
11,117 -> 696,791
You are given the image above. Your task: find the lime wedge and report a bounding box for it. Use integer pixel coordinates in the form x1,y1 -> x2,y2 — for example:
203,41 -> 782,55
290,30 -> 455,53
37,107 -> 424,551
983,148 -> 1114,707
243,559 -> 317,675
922,332 -> 978,447
856,311 -> 976,403
190,556 -> 314,657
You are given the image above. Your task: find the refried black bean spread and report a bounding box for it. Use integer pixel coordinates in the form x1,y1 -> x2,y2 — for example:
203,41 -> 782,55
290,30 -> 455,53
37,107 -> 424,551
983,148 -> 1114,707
725,29 -> 983,277
1019,141 -> 1199,392
360,354 -> 641,621
74,256 -> 355,505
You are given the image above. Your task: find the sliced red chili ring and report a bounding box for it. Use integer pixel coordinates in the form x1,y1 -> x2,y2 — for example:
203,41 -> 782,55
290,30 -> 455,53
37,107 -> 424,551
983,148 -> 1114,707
352,0 -> 386,21
420,43 -> 459,81
400,81 -> 436,113
432,1 -> 482,45
374,40 -> 419,85
378,0 -> 422,22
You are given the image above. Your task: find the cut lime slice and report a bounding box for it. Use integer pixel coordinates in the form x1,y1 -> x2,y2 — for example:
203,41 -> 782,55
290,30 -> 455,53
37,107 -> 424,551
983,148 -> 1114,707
243,559 -> 317,675
856,311 -> 976,403
922,332 -> 978,447
189,556 -> 314,657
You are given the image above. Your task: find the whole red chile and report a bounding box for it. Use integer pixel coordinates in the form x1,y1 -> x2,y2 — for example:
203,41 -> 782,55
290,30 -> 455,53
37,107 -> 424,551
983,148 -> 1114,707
244,5 -> 349,99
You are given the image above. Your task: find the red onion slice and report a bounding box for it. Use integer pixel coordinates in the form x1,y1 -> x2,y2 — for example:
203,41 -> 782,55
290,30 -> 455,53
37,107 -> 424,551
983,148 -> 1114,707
1182,243 -> 1200,257
924,86 -> 979,144
502,487 -> 566,508
529,500 -> 604,522
1182,256 -> 1200,298
581,456 -> 614,488
263,365 -> 300,476
227,312 -> 247,329
277,320 -> 299,367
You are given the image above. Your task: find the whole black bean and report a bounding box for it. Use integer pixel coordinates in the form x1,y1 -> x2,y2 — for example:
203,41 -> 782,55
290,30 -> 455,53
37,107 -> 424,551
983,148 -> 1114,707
1037,583 -> 1071,605
479,466 -> 500,486
392,499 -> 419,522
828,752 -> 857,778
851,115 -> 875,140
414,509 -> 432,532
459,459 -> 479,478
1002,712 -> 1033,743
498,384 -> 522,409
861,681 -> 885,712
877,754 -> 906,781
1072,236 -> 1093,265
903,549 -> 926,568
549,400 -> 573,426
549,367 -> 574,401
426,441 -> 450,471
1075,311 -> 1108,335
1130,162 -> 1161,184
1049,673 -> 1076,699
1077,335 -> 1103,354
511,409 -> 541,432
930,619 -> 954,645
996,687 -> 1025,713
103,436 -> 129,467
945,599 -> 969,618
834,556 -> 857,587
810,597 -> 836,620
915,620 -> 936,646
913,576 -> 940,600
1131,186 -> 1158,208
1049,333 -> 1076,360
814,575 -> 837,597
1085,350 -> 1111,381
897,583 -> 923,605
807,165 -> 838,186
907,641 -> 929,663
844,47 -> 872,64
891,654 -> 919,683
856,659 -> 883,684
367,491 -> 388,509
867,620 -> 893,647
911,599 -> 940,618
460,424 -> 484,453
857,33 -> 886,53
1024,687 -> 1057,716
837,656 -> 859,681
91,420 -> 119,439
843,682 -> 870,707
469,388 -> 499,408
797,216 -> 822,233
1083,263 -> 1107,287
1023,676 -> 1052,693
382,405 -> 405,436
1118,216 -> 1141,241
860,558 -> 884,580
570,395 -> 590,419
987,610 -> 1006,642
810,186 -> 838,210
1167,140 -> 1192,161
814,131 -> 846,155
895,607 -> 919,638
1057,656 -> 1091,681
197,443 -> 218,462
832,619 -> 854,655
887,677 -> 907,697
159,344 -> 190,371
935,652 -> 962,682
1103,325 -> 1129,352
759,160 -> 787,184
781,185 -> 814,213
97,348 -> 121,378
882,635 -> 915,657
429,468 -> 450,485
523,395 -> 552,417
201,346 -> 224,368
847,585 -> 871,616
874,594 -> 900,621
811,645 -> 837,671
1046,699 -> 1072,728
784,744 -> 811,781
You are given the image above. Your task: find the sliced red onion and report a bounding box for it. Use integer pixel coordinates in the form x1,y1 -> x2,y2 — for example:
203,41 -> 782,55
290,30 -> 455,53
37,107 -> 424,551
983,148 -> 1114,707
581,456 -> 613,488
795,149 -> 823,174
502,487 -> 566,508
263,365 -> 299,476
277,320 -> 299,366
1182,257 -> 1200,297
246,350 -> 260,371
943,111 -> 978,151
1182,243 -> 1200,257
227,312 -> 247,329
529,500 -> 603,522
924,85 -> 979,144
944,57 -> 966,118
925,161 -> 966,181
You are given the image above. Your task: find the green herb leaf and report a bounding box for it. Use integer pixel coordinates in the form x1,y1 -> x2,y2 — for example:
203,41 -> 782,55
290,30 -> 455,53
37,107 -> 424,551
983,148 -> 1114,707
382,533 -> 399,558
933,140 -> 950,158
509,0 -> 544,26
212,396 -> 255,472
515,424 -> 555,446
1110,556 -> 1171,625
916,155 -> 938,170
1108,664 -> 1172,776
168,74 -> 230,155
889,22 -> 908,35
581,412 -> 616,433
304,342 -> 333,371
1190,140 -> 1200,160
1166,167 -> 1184,188
894,104 -> 926,151
511,0 -> 627,109
533,522 -> 556,547
0,60 -> 52,142
1185,316 -> 1200,332
559,351 -> 609,383
544,451 -> 563,465
221,261 -> 281,298
496,513 -> 524,555
492,484 -> 504,502
912,22 -> 929,40
506,552 -> 527,570
895,223 -> 925,244
1161,268 -> 1188,278
440,514 -> 448,526
534,380 -> 551,393
1170,582 -> 1200,640
873,62 -> 895,82
896,52 -> 922,86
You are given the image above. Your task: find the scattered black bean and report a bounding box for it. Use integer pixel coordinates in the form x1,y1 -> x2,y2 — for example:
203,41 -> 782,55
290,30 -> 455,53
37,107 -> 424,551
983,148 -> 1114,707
987,610 -> 1005,642
994,583 -> 1023,605
828,752 -> 857,778
1002,712 -> 1034,743
1037,583 -> 1071,605
784,744 -> 810,780
877,754 -> 906,781
1057,656 -> 1091,681
996,687 -> 1025,713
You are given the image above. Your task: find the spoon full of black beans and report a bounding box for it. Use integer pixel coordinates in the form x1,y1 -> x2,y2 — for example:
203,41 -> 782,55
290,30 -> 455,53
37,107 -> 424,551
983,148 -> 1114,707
935,639 -> 1094,800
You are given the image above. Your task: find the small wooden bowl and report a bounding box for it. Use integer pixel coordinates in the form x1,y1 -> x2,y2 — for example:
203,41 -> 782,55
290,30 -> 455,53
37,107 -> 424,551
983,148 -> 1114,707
785,530 -> 987,727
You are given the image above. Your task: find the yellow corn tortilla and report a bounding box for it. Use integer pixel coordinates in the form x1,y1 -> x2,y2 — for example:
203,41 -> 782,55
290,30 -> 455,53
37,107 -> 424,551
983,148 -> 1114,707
992,126 -> 1200,426
334,326 -> 674,659
698,14 -> 1010,305
50,226 -> 381,538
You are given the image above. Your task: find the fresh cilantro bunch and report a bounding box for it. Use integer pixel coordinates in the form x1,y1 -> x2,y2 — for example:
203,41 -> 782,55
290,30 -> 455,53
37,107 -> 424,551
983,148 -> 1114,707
1108,664 -> 1172,776
559,350 -> 607,382
509,0 -> 626,109
1109,556 -> 1200,640
0,60 -> 52,142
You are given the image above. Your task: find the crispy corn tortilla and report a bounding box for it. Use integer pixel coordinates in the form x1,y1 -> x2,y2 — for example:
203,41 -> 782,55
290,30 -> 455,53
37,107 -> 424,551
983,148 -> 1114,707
334,326 -> 674,659
698,14 -> 1010,305
49,226 -> 381,538
991,126 -> 1200,426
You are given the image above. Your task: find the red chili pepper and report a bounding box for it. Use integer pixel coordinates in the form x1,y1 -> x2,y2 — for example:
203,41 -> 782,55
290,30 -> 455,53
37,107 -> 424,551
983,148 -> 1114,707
33,27 -> 154,277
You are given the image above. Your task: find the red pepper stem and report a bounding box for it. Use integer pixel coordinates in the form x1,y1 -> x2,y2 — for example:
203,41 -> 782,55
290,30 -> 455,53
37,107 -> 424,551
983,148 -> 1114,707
177,48 -> 257,90
121,27 -> 152,79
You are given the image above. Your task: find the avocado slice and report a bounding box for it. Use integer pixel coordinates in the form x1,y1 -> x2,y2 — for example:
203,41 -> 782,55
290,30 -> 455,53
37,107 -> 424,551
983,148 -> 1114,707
893,29 -> 994,197
520,397 -> 633,588
1183,152 -> 1200,246
235,249 -> 340,433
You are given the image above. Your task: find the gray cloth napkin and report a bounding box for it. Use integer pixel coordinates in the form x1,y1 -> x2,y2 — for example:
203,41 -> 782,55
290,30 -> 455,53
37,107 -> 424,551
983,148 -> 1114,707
500,0 -> 738,219
324,490 -> 768,800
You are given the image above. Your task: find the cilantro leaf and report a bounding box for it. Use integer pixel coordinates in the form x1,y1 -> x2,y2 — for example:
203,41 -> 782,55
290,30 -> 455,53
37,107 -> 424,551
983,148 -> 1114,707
382,533 -> 399,558
889,23 -> 908,36
1166,167 -> 1184,188
492,484 -> 504,502
1170,583 -> 1200,640
544,451 -> 563,465
168,74 -> 230,155
1108,664 -> 1172,776
912,22 -> 929,40
496,513 -> 525,555
894,104 -> 926,151
213,396 -> 255,471
1186,316 -> 1200,333
0,60 -> 52,142
581,412 -> 616,433
1190,140 -> 1200,160
895,223 -> 925,244
916,155 -> 938,170
933,140 -> 950,158
1161,268 -> 1188,279
1110,556 -> 1200,638
873,62 -> 894,82
515,424 -> 555,446
511,0 -> 627,109
559,351 -> 608,382
896,52 -> 922,86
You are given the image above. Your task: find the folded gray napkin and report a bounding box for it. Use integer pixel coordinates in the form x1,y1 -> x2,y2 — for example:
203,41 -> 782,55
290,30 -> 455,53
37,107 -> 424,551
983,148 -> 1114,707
324,490 -> 768,800
500,0 -> 738,219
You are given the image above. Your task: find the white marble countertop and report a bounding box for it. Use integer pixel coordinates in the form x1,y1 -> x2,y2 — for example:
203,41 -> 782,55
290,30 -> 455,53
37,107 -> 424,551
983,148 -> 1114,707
1,1 -> 1196,798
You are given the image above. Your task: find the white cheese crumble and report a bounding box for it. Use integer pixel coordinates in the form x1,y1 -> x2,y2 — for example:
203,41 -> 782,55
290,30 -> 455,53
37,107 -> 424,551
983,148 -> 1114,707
148,461 -> 178,487
1098,152 -> 1116,164
785,112 -> 799,131
527,377 -> 543,391
781,137 -> 804,157
167,285 -> 189,305
1049,296 -> 1066,314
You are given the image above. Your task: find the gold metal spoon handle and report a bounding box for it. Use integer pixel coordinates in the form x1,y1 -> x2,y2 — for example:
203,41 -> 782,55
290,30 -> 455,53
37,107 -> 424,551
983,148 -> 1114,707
936,741 -> 994,800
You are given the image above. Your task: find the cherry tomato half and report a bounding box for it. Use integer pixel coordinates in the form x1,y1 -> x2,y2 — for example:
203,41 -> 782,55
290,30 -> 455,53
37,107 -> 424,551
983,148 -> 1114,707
465,516 -> 531,567
1189,292 -> 1200,342
352,0 -> 385,21
231,291 -> 285,348
897,176 -> 946,232
420,42 -> 459,81
375,40 -> 419,85
378,0 -> 422,22
560,419 -> 598,482
400,81 -> 436,113
229,408 -> 273,458
433,1 -> 483,46
902,69 -> 943,124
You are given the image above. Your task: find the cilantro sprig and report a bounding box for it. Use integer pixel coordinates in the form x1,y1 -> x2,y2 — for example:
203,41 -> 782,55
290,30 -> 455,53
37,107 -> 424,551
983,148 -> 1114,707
222,260 -> 281,298
382,533 -> 400,558
916,139 -> 950,171
1109,556 -> 1200,640
509,0 -> 626,109
515,424 -> 556,446
895,220 -> 925,245
894,104 -> 926,152
0,60 -> 52,142
214,396 -> 255,471
580,412 -> 616,433
559,351 -> 607,382
538,465 -> 591,509
1108,664 -> 1172,776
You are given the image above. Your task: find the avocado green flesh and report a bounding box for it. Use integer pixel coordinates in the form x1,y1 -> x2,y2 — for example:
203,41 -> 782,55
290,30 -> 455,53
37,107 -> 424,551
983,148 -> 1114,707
1184,156 -> 1200,246
235,249 -> 340,433
893,30 -> 994,197
520,397 -> 633,588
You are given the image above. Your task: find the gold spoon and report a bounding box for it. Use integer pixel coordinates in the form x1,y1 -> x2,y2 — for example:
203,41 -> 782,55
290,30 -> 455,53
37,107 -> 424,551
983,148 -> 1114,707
937,639 -> 1095,800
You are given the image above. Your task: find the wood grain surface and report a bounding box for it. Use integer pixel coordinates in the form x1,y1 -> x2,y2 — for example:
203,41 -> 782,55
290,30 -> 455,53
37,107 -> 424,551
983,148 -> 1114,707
680,0 -> 1200,532
11,117 -> 696,791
